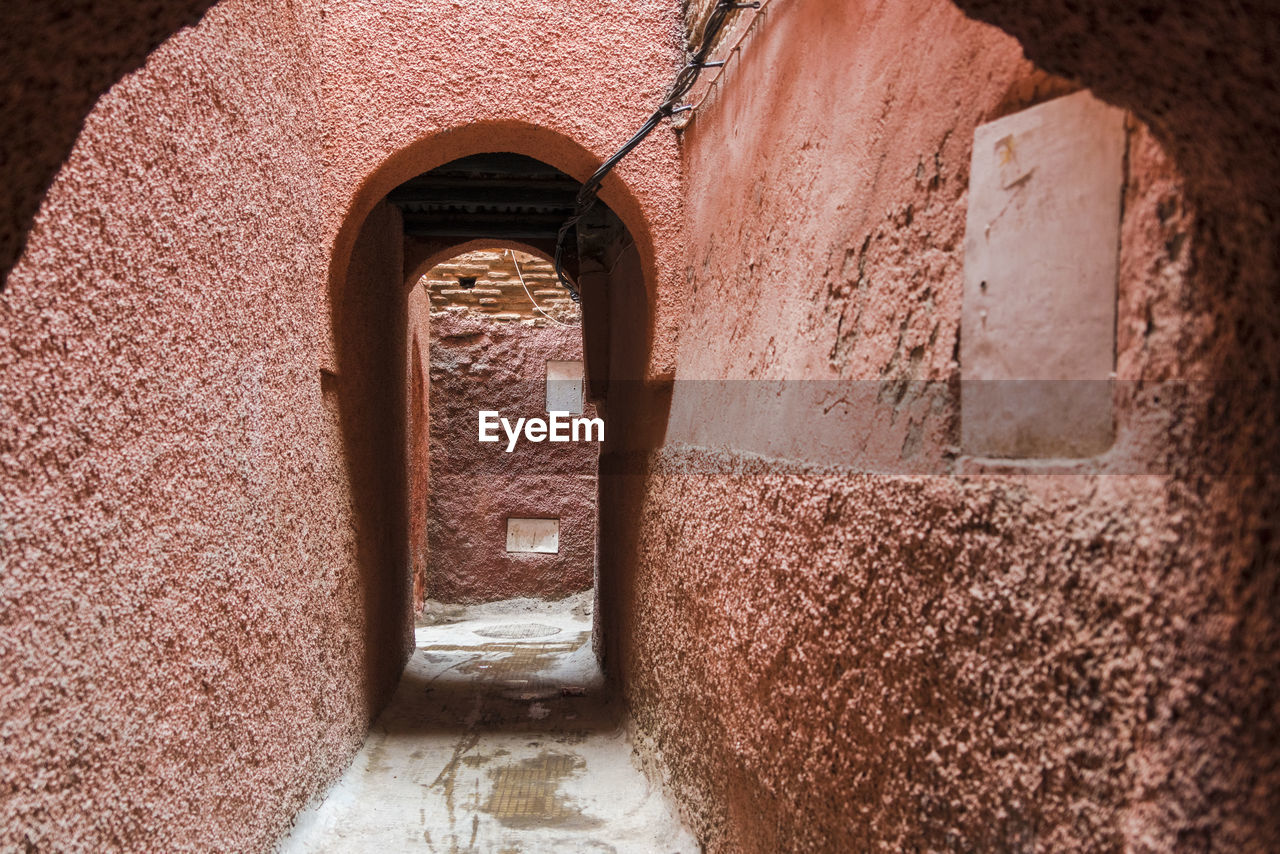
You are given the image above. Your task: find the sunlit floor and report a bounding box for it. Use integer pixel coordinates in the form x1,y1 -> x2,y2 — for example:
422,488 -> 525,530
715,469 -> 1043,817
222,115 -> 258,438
279,597 -> 696,854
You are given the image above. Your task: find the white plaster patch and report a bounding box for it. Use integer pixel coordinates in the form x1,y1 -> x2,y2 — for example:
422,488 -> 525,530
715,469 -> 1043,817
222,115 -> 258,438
961,90 -> 1126,458
506,517 -> 560,554
546,360 -> 584,414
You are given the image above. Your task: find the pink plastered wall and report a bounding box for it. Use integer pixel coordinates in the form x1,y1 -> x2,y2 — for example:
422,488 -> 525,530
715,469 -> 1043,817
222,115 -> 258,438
317,0 -> 685,381
427,312 -> 598,603
0,0 -> 681,849
0,1 -> 365,850
2,0 -> 1277,850
618,0 -> 1280,850
407,279 -> 432,611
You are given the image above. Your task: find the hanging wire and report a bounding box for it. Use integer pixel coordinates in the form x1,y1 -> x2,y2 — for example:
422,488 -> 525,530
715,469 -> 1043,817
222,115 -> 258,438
676,0 -> 778,119
553,0 -> 761,301
508,249 -> 575,328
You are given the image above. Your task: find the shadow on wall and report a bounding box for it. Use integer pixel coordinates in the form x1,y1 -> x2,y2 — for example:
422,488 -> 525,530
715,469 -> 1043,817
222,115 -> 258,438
328,201 -> 414,711
950,0 -> 1280,220
0,0 -> 220,286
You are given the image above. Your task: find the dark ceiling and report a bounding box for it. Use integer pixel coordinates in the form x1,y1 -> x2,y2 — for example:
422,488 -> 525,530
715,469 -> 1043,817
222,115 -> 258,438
386,153 -> 580,242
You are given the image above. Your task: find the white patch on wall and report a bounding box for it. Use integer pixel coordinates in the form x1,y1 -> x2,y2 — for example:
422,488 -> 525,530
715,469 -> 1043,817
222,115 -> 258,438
506,517 -> 560,554
546,360 -> 584,415
961,90 -> 1126,458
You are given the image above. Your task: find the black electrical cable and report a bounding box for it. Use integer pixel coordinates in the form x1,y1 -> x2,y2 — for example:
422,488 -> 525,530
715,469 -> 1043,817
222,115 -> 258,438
553,0 -> 759,301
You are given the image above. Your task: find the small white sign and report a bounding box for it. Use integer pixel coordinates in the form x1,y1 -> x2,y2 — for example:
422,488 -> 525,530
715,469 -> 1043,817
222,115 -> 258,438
546,360 -> 584,414
506,518 -> 560,554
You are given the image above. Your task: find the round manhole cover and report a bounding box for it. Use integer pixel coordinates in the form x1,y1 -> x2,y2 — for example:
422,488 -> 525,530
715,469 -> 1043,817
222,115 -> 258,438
473,623 -> 562,639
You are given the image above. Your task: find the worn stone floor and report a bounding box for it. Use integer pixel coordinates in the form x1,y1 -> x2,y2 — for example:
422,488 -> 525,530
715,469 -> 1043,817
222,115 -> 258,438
278,598 -> 696,853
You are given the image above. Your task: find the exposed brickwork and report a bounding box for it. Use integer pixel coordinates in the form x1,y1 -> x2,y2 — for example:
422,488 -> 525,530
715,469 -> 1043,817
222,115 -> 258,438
420,249 -> 581,325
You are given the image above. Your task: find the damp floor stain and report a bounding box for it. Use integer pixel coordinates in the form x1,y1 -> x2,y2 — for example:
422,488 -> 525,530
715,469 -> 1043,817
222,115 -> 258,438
278,603 -> 696,854
484,751 -> 603,830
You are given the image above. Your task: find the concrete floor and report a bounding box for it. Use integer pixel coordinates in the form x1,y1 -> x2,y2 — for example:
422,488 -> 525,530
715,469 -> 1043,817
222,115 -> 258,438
279,598 -> 697,853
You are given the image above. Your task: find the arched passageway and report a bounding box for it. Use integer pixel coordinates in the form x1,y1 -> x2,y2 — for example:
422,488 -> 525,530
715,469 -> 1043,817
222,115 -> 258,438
1,0 -> 1278,851
292,148 -> 686,849
323,141 -> 669,685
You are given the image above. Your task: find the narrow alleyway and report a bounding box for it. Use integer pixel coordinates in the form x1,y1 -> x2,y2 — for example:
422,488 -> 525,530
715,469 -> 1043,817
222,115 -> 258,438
280,597 -> 695,853
5,0 -> 1280,850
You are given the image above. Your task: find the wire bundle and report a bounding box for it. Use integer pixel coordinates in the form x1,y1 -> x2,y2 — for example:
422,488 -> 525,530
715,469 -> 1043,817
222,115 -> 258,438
552,0 -> 760,300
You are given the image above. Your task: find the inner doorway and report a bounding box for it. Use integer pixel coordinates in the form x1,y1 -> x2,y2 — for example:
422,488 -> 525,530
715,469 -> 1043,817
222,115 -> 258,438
411,248 -> 599,610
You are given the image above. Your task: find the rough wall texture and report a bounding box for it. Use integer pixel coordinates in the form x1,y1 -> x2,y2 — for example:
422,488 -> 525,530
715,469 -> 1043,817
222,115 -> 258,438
4,0 -> 1276,850
320,0 -> 685,380
621,0 -> 1280,850
0,1 -> 403,850
0,0 -> 219,284
0,0 -> 679,849
428,310 -> 597,603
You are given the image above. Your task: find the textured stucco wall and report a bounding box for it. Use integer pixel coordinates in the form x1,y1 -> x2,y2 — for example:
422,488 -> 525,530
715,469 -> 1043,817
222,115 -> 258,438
408,280 -> 432,611
0,1 -> 388,850
0,0 -> 681,849
0,0 -> 219,283
319,0 -> 685,381
620,0 -> 1280,849
428,311 -> 598,603
5,0 -> 1275,849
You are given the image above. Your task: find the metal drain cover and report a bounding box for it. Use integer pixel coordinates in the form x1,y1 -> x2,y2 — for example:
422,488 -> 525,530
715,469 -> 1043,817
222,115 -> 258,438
473,623 -> 562,639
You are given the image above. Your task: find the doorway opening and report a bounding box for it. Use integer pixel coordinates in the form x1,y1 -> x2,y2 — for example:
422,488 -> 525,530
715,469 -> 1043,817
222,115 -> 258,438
413,246 -> 599,610
303,148 -> 688,848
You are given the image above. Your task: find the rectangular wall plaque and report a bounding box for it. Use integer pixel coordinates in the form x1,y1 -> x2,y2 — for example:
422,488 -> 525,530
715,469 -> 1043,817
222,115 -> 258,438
546,360 -> 584,415
505,517 -> 560,554
961,90 -> 1126,458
